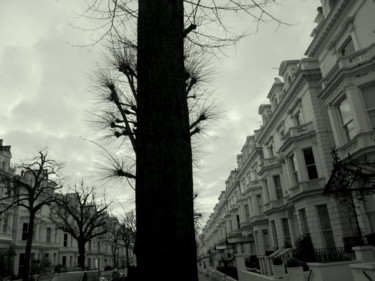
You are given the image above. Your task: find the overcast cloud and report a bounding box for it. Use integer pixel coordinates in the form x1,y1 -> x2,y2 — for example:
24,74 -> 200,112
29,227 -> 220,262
0,0 -> 319,223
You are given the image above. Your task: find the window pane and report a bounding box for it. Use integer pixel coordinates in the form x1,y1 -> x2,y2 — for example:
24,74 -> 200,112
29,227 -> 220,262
307,166 -> 319,179
271,221 -> 278,248
273,175 -> 281,187
299,209 -> 310,235
317,205 -> 332,230
362,84 -> 375,109
282,218 -> 291,246
341,38 -> 355,56
317,205 -> 335,247
346,120 -> 356,139
338,98 -> 353,125
303,148 -> 315,165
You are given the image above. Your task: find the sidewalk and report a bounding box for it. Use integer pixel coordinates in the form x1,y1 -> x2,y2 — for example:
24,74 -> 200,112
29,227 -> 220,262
198,272 -> 211,281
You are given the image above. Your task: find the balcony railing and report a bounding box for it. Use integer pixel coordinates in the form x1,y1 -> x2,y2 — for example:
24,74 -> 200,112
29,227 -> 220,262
264,198 -> 284,212
263,157 -> 278,168
288,177 -> 325,199
240,221 -> 251,229
337,131 -> 375,160
282,122 -> 314,144
338,44 -> 375,69
248,215 -> 264,225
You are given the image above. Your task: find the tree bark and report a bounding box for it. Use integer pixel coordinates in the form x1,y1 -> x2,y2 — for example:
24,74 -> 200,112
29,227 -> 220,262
78,241 -> 86,269
136,1 -> 198,281
23,212 -> 35,281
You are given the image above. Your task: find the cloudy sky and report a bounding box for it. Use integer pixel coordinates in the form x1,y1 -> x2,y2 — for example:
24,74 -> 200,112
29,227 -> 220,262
0,0 -> 319,224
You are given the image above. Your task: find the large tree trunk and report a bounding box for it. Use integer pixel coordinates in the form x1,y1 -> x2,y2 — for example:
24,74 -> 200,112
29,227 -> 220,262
136,1 -> 198,281
23,212 -> 35,281
78,241 -> 86,269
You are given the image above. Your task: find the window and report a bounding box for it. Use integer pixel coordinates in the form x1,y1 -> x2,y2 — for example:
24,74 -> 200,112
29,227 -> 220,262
22,223 -> 28,241
254,231 -> 259,254
2,214 -> 9,233
289,154 -> 299,185
19,253 -> 25,273
256,194 -> 263,214
263,179 -> 270,201
271,220 -> 279,248
268,144 -> 274,157
303,148 -> 318,180
317,204 -> 335,248
236,215 -> 241,229
340,37 -> 355,57
361,84 -> 375,129
62,256 -> 67,266
282,218 -> 291,247
263,229 -> 271,251
98,241 -> 101,252
46,227 -> 51,243
63,233 -> 68,247
273,175 -> 283,199
338,97 -> 355,141
244,204 -> 250,222
299,209 -> 310,236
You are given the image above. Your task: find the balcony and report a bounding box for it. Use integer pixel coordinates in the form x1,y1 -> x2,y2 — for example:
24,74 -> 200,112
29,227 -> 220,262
240,221 -> 251,229
337,130 -> 375,160
338,44 -> 375,69
288,177 -> 325,200
263,157 -> 278,168
249,214 -> 268,226
282,122 -> 315,145
264,198 -> 284,214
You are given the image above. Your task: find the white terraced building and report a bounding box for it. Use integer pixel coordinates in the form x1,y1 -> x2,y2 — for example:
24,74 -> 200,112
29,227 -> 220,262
198,0 -> 375,274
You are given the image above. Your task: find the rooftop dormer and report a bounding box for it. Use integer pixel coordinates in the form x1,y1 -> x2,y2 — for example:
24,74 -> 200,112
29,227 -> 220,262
267,77 -> 284,110
225,169 -> 238,188
258,104 -> 272,125
279,60 -> 300,93
0,139 -> 12,172
321,0 -> 339,18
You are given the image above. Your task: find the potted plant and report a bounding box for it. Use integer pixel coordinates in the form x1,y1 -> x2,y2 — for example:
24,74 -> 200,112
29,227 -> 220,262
286,257 -> 303,281
272,257 -> 284,279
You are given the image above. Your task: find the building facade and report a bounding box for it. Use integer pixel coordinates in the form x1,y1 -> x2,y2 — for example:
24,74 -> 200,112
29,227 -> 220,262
198,0 -> 375,273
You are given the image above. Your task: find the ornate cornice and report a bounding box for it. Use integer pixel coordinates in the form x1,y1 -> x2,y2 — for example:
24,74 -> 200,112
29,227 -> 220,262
305,0 -> 352,57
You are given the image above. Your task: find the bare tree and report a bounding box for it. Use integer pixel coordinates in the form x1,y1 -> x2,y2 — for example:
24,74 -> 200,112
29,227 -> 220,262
0,151 -> 63,281
51,183 -> 109,269
105,216 -> 122,269
118,210 -> 136,269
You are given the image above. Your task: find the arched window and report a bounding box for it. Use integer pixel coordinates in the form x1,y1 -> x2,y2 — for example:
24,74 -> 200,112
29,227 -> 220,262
1,161 -> 6,170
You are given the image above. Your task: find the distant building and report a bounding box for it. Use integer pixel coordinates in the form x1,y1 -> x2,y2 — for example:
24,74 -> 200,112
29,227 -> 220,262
0,139 -> 132,276
198,0 -> 375,274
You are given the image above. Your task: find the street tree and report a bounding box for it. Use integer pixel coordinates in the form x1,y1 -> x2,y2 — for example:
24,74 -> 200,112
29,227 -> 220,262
51,183 -> 109,269
105,216 -> 122,269
82,1 -> 287,280
0,151 -> 63,281
119,210 -> 136,269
